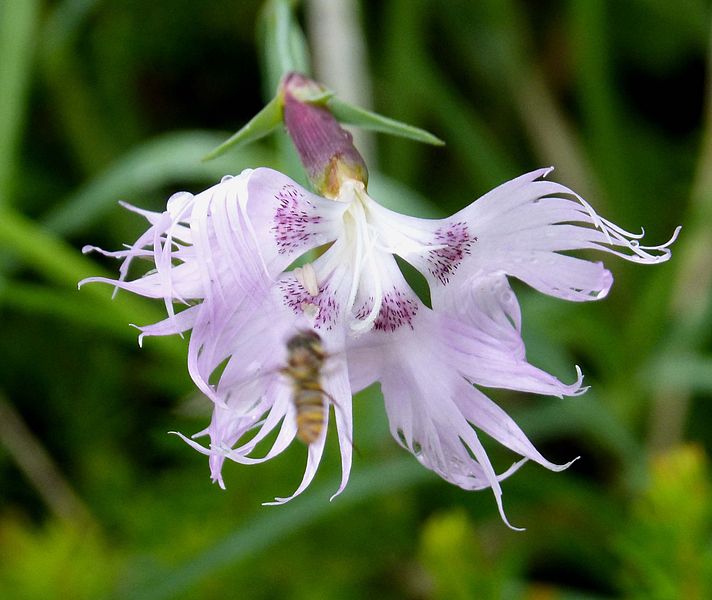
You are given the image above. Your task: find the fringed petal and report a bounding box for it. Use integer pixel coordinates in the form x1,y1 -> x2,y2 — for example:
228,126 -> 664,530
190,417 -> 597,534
263,427 -> 328,505
452,379 -> 578,473
244,167 -> 348,273
369,168 -> 678,306
377,345 -> 528,528
440,313 -> 587,398
324,356 -> 353,501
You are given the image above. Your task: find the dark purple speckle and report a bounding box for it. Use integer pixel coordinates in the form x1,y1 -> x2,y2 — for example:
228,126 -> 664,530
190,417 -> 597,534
271,185 -> 323,254
426,221 -> 476,285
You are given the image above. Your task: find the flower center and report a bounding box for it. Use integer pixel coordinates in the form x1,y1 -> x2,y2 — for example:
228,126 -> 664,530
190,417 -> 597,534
290,179 -> 441,335
335,180 -> 386,333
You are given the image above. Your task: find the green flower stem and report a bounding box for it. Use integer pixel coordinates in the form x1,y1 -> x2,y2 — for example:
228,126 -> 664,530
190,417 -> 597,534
259,0 -> 310,97
258,0 -> 310,183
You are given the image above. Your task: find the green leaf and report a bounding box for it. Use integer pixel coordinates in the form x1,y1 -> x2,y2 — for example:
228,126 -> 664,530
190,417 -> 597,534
380,0 -> 515,189
615,446 -> 712,600
514,391 -> 642,469
0,206 -> 183,363
43,130 -> 275,237
0,0 -> 40,204
569,0 -> 632,212
0,280 -> 136,341
328,97 -> 445,146
420,509 -> 514,598
642,353 -> 712,394
40,0 -> 117,174
203,96 -> 283,161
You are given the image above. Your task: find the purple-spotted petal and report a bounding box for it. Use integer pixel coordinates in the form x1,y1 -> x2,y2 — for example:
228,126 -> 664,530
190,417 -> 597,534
368,168 -> 677,306
244,168 -> 347,273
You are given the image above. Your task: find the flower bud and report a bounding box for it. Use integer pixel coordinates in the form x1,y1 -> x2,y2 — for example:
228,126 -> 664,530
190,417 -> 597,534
282,72 -> 368,198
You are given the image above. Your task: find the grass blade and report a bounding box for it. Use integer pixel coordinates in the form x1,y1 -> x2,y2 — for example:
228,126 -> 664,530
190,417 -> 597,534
203,97 -> 282,161
43,131 -> 275,236
0,0 -> 40,204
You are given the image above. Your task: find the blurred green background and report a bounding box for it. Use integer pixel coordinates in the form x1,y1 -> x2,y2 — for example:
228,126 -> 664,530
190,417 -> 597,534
0,0 -> 710,598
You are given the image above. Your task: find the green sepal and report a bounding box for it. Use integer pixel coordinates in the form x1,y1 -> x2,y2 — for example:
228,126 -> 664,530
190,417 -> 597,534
203,95 -> 283,161
299,89 -> 335,105
328,97 -> 445,146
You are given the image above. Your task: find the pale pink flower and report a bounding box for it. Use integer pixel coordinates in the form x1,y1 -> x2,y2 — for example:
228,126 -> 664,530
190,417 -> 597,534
82,167 -> 678,527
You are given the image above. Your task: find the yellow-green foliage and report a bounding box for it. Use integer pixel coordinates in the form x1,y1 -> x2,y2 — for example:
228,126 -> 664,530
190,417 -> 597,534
616,445 -> 712,600
0,519 -> 118,600
420,509 -> 514,599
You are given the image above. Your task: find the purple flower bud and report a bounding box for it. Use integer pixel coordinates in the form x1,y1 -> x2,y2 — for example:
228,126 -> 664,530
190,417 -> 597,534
282,72 -> 368,197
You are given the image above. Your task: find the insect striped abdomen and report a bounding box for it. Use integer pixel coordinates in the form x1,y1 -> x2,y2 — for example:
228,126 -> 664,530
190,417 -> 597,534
284,330 -> 330,445
294,388 -> 325,444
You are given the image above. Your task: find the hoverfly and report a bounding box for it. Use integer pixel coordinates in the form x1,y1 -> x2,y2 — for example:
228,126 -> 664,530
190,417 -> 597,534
282,329 -> 334,444
189,261 -> 350,450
